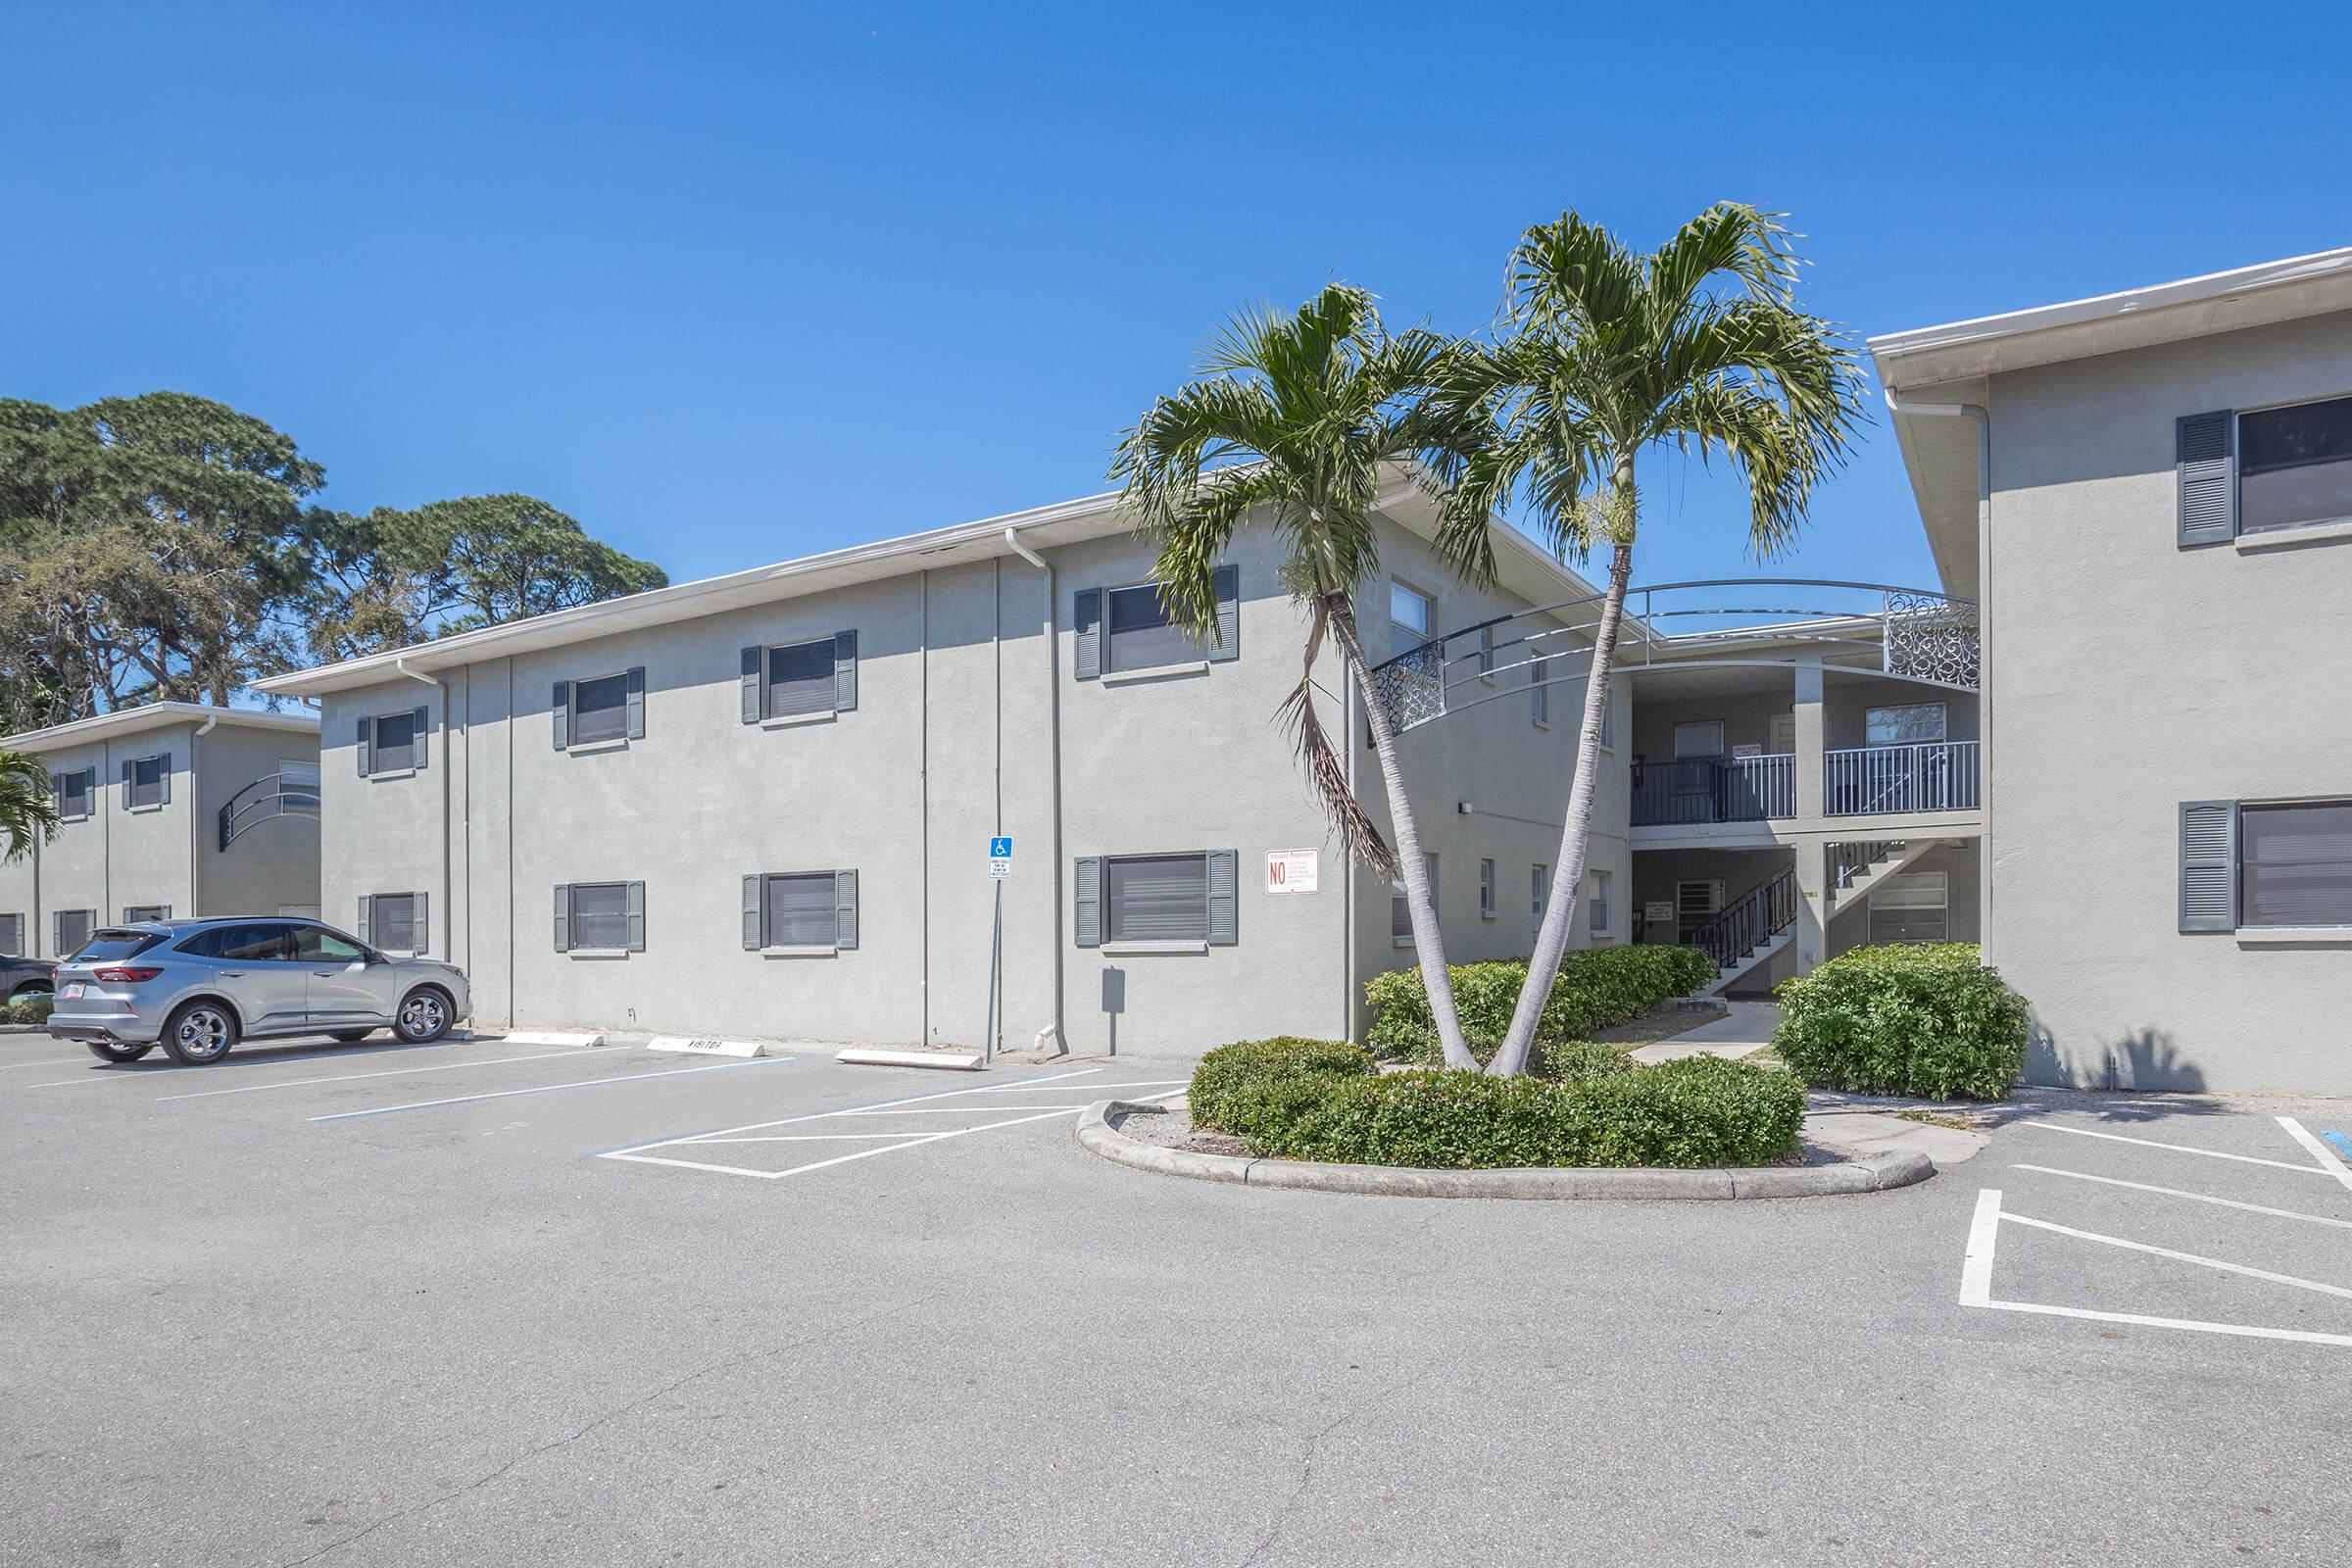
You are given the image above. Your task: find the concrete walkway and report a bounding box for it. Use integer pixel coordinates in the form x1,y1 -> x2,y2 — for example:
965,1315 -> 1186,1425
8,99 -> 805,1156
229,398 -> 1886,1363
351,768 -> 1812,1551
1630,1001 -> 1782,1064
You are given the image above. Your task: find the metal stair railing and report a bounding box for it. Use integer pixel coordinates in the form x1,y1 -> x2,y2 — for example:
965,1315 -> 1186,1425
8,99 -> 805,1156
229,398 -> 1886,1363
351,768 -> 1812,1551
1686,867 -> 1798,972
219,773 -> 320,851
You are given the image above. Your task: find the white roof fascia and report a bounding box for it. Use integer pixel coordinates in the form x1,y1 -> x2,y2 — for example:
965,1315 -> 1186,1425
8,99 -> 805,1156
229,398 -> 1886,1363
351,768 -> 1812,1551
2,703 -> 319,755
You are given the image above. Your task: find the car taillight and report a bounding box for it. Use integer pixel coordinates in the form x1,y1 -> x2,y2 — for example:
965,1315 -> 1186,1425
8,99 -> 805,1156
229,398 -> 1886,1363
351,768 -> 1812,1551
92,966 -> 163,983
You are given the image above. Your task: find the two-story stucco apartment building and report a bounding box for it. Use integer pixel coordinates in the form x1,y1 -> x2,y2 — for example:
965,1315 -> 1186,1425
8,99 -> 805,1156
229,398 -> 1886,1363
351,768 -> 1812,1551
254,476 -> 1630,1054
0,704 -> 322,963
1871,247 -> 2352,1095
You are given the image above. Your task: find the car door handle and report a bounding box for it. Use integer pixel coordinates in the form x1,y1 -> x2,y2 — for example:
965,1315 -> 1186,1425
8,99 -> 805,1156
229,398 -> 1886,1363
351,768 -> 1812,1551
221,970 -> 246,978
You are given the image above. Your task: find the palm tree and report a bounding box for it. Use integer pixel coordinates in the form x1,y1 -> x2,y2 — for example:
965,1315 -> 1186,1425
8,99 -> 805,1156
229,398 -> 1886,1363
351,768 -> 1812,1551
0,750 -> 61,864
1429,204 -> 1865,1076
1112,284 -> 1481,1070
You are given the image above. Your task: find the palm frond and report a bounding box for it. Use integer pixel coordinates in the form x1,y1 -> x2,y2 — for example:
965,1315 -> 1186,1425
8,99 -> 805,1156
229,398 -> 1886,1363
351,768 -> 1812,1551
0,750 -> 62,864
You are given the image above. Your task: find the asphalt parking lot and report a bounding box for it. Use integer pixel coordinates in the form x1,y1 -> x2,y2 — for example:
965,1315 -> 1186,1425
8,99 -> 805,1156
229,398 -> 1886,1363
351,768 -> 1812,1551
3,1026 -> 2349,1567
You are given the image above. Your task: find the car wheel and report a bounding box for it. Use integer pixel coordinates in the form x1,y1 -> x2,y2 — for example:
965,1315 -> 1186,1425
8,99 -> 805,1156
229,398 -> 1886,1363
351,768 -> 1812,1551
84,1040 -> 155,1063
329,1029 -> 377,1044
162,1002 -> 239,1065
394,987 -> 453,1044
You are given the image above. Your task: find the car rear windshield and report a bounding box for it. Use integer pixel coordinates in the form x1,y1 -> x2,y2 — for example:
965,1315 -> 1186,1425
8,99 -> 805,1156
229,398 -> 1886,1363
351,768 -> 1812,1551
70,930 -> 168,962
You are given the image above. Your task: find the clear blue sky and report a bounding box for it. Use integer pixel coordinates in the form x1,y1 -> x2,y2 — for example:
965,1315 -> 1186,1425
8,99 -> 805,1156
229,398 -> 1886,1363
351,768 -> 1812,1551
8,2 -> 2345,596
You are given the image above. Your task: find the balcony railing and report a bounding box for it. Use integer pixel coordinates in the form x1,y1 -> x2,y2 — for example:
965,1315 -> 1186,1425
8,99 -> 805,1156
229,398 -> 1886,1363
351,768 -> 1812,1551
219,772 -> 320,850
1825,741 -> 1978,816
1631,754 -> 1794,826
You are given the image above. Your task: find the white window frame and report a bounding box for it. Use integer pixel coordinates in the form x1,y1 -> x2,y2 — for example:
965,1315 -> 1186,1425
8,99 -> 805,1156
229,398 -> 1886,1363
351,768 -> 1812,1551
568,667 -> 634,750
1673,720 -> 1726,760
124,753 -> 169,812
1589,870 -> 1612,936
2237,393 -> 2352,538
1389,578 -> 1434,661
1101,577 -> 1208,678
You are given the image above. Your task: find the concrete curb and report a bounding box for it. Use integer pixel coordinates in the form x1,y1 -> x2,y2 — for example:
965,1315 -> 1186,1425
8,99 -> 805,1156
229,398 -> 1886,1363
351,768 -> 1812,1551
1075,1102 -> 1935,1200
0,1023 -> 53,1036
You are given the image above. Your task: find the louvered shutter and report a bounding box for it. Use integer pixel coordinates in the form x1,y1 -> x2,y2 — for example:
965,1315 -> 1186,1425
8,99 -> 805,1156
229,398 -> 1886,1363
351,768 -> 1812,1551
1206,850 -> 1238,945
551,681 -> 569,749
356,896 -> 373,946
1073,857 -> 1102,947
411,706 -> 429,769
743,875 -> 763,950
833,631 -> 858,712
2179,801 -> 2238,932
413,892 -> 429,956
835,869 -> 858,950
625,666 -> 646,740
553,885 -> 570,952
624,882 -> 646,952
740,647 -> 763,723
157,758 -> 170,807
1073,589 -> 1102,679
1207,564 -> 1241,662
2178,412 -> 2236,547
49,772 -> 61,813
357,715 -> 372,776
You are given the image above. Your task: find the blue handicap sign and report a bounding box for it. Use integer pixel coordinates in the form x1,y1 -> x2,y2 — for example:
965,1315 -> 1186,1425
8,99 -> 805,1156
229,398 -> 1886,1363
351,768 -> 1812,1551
989,836 -> 1013,858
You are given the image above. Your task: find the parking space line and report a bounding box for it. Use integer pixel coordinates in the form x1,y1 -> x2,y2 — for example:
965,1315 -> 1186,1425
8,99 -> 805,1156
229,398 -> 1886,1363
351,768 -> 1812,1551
691,1132 -> 953,1144
157,1049 -> 590,1102
1978,1298 -> 2352,1348
2277,1117 -> 2352,1194
596,1066 -> 1105,1159
2011,1164 -> 2352,1230
1957,1189 -> 2002,1307
21,1034 -> 545,1090
310,1054 -> 802,1122
1998,1209 -> 2352,1300
2013,1120 -> 2339,1175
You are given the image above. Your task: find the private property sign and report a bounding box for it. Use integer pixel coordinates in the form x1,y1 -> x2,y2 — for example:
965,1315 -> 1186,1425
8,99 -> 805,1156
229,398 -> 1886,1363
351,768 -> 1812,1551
1264,849 -> 1320,895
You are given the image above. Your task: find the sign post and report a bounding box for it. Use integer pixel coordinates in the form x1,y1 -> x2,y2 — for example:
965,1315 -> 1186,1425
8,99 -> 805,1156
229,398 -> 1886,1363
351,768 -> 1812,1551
982,837 -> 1011,1065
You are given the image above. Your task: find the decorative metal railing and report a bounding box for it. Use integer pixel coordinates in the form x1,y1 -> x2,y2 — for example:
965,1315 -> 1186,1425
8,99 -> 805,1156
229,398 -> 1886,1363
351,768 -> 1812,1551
1833,841 -> 1906,889
1824,741 -> 1979,816
218,773 -> 320,850
1686,868 -> 1798,972
1630,754 -> 1795,826
1365,577 -> 1979,737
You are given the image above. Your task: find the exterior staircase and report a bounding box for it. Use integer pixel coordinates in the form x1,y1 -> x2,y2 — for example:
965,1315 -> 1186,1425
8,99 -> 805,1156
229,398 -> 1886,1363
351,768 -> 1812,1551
1690,839 -> 1945,996
218,771 -> 320,850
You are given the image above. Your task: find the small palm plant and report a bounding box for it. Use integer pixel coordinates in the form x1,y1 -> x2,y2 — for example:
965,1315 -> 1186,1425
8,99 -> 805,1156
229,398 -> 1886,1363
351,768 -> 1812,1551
1112,285 -> 1481,1069
1430,204 -> 1865,1076
0,750 -> 61,864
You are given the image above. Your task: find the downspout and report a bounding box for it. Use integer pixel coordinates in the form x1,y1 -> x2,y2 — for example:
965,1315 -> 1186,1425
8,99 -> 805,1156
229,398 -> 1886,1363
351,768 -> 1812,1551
1004,524 -> 1065,1054
191,711 -> 218,916
395,657 -> 454,960
1884,391 -> 1992,963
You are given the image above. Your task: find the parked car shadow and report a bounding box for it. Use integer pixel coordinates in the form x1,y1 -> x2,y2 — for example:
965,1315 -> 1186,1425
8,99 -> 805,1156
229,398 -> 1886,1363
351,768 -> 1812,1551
41,1032 -> 471,1074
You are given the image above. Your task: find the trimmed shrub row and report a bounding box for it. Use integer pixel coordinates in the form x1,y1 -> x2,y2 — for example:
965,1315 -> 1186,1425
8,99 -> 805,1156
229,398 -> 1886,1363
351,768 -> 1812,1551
1773,943 -> 2027,1101
1364,944 -> 1716,1065
1187,1038 -> 1802,1170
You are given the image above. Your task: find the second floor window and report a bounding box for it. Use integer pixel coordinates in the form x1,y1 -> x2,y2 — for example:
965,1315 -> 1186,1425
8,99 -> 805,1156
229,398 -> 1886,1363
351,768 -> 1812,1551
1105,583 -> 1197,672
1866,703 -> 1947,747
1390,580 -> 1433,660
2240,395 -> 2352,535
361,708 -> 427,776
55,767 -> 95,820
124,755 -> 168,809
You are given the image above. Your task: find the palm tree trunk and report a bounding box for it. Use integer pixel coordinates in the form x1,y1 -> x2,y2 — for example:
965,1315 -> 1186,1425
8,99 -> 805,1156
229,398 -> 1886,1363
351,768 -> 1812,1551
1486,534 -> 1637,1076
1325,595 -> 1478,1070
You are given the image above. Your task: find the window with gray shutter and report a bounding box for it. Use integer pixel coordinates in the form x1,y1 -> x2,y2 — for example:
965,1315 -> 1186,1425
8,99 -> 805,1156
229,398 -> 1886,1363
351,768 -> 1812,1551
371,710 -> 416,772
0,913 -> 20,956
2239,396 -> 2352,535
1103,852 -> 1216,944
571,671 -> 631,745
56,768 -> 94,820
760,872 -> 839,949
564,882 -> 632,952
765,637 -> 839,718
56,908 -> 95,956
2238,801 -> 2352,928
368,893 -> 421,955
1098,567 -> 1241,674
2177,411 -> 2236,546
124,755 -> 168,809
2178,801 -> 2237,933
1073,589 -> 1102,679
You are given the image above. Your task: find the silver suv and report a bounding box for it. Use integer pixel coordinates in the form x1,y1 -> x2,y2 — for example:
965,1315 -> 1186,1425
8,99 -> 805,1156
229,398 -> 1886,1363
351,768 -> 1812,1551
46,918 -> 471,1066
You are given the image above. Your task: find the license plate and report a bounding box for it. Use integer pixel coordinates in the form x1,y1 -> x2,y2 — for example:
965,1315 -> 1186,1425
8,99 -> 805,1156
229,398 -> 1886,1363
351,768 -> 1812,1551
61,982 -> 84,1001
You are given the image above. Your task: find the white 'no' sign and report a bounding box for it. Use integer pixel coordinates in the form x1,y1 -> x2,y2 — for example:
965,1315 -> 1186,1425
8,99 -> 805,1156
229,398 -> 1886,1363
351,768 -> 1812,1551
1264,849 -> 1320,895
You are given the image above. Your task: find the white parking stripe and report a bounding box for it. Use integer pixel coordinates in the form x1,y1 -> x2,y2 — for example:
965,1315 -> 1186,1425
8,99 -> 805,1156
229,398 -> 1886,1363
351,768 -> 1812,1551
157,1049 -> 587,1102
1998,1209 -> 2352,1301
2013,1119 -> 2337,1175
311,1054 -> 801,1122
2277,1116 -> 2352,1194
1957,1189 -> 2001,1307
2011,1164 -> 2352,1230
1977,1298 -> 2352,1348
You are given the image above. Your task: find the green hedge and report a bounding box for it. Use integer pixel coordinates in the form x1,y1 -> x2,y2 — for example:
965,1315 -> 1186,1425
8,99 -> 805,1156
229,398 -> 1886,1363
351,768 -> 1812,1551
1364,945 -> 1716,1065
1,995 -> 53,1025
1182,1037 -> 1800,1169
1188,1038 -> 1375,1144
1773,943 -> 2028,1101
1252,1057 -> 1804,1169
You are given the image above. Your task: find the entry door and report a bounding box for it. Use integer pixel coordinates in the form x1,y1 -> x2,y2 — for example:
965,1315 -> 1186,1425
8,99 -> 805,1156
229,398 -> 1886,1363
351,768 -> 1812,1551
1768,712 -> 1796,755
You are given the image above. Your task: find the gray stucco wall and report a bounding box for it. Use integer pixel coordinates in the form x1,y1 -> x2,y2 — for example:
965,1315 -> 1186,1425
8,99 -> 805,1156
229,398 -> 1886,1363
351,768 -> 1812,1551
196,723 -> 322,916
0,726 -> 196,955
1984,311 -> 2352,1093
316,511 -> 1630,1055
